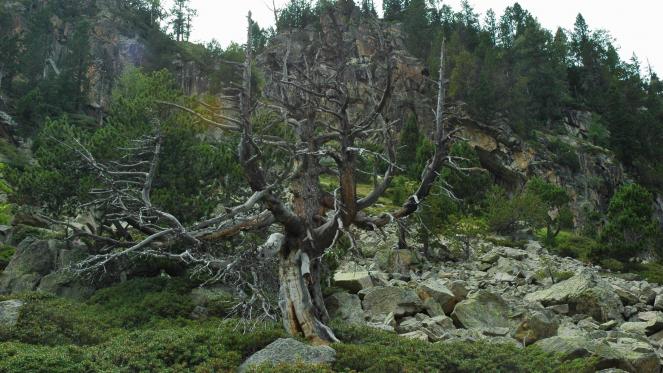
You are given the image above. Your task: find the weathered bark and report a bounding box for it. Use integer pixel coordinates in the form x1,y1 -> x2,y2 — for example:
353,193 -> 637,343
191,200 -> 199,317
278,243 -> 338,345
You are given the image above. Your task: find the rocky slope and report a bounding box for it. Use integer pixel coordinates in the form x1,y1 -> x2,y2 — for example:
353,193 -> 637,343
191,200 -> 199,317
327,235 -> 663,372
3,224 -> 663,372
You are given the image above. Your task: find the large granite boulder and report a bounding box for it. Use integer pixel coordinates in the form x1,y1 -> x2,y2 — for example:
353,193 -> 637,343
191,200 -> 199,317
238,338 -> 336,372
362,286 -> 423,321
416,278 -> 456,314
326,292 -> 365,325
525,270 -> 624,322
36,272 -> 94,300
0,238 -> 59,294
0,299 -> 23,327
535,335 -> 592,360
333,270 -> 373,293
513,307 -> 559,345
451,290 -> 514,330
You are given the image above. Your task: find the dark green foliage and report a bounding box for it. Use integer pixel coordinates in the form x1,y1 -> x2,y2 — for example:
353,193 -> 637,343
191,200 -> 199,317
544,231 -> 599,262
547,139 -> 581,172
10,70 -> 243,223
601,183 -> 661,260
398,114 -> 422,178
0,281 -> 284,372
0,244 -> 15,270
525,177 -> 572,245
629,262 -> 663,285
277,0 -> 318,30
485,186 -> 547,235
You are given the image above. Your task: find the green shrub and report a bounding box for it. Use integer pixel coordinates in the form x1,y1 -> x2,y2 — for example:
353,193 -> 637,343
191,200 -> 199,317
545,231 -> 599,262
0,294 -> 113,346
600,258 -> 625,272
87,277 -> 196,328
0,342 -> 88,373
0,243 -> 15,270
629,262 -> 663,285
601,183 -> 661,261
548,139 -> 580,172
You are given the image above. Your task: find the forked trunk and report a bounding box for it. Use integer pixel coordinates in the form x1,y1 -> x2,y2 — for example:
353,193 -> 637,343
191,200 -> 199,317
278,242 -> 338,345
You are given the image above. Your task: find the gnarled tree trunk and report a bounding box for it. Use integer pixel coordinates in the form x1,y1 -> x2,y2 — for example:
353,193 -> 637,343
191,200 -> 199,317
278,240 -> 338,345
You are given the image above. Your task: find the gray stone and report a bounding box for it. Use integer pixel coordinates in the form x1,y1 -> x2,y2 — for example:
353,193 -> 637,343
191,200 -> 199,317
607,337 -> 661,373
416,278 -> 456,314
400,329 -> 429,341
619,322 -> 650,336
635,311 -> 663,335
0,238 -> 59,294
525,270 -> 624,322
493,272 -> 516,283
333,271 -> 374,293
513,308 -> 559,345
547,303 -> 570,315
397,317 -> 424,333
361,286 -> 423,321
535,335 -> 592,360
451,290 -> 514,330
601,320 -> 619,331
0,299 -> 23,327
326,292 -> 365,325
654,294 -> 663,311
36,271 -> 94,300
238,338 -> 335,372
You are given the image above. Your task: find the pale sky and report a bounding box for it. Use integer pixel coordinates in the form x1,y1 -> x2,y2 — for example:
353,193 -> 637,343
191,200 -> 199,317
164,0 -> 662,74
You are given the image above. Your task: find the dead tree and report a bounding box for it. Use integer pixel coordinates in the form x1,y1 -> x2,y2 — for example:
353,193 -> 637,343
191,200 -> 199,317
58,11 -> 455,345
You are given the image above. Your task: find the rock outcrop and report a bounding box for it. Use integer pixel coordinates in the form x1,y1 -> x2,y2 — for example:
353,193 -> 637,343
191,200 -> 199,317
238,338 -> 336,372
0,299 -> 23,327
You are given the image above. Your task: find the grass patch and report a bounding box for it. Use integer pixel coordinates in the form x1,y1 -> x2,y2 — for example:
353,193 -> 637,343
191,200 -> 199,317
628,262 -> 663,285
536,230 -> 598,262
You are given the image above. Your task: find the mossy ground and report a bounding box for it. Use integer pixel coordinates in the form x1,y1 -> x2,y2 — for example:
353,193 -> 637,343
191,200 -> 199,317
0,276 -> 600,372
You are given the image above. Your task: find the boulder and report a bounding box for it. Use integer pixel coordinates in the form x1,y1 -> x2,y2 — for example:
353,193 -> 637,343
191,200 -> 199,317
376,249 -> 418,273
399,329 -> 429,341
619,322 -> 651,336
333,271 -> 373,293
0,299 -> 23,327
636,311 -> 663,335
607,337 -> 661,373
524,270 -> 624,322
654,294 -> 663,311
326,292 -> 365,325
416,278 -> 456,314
238,338 -> 335,372
36,272 -> 94,300
535,335 -> 592,360
451,290 -> 514,330
397,317 -> 424,334
362,286 -> 423,321
513,308 -> 559,345
0,238 -> 59,294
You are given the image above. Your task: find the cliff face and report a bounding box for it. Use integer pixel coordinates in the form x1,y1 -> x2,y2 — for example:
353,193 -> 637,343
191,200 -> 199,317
1,0 -> 211,113
455,107 -> 624,221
